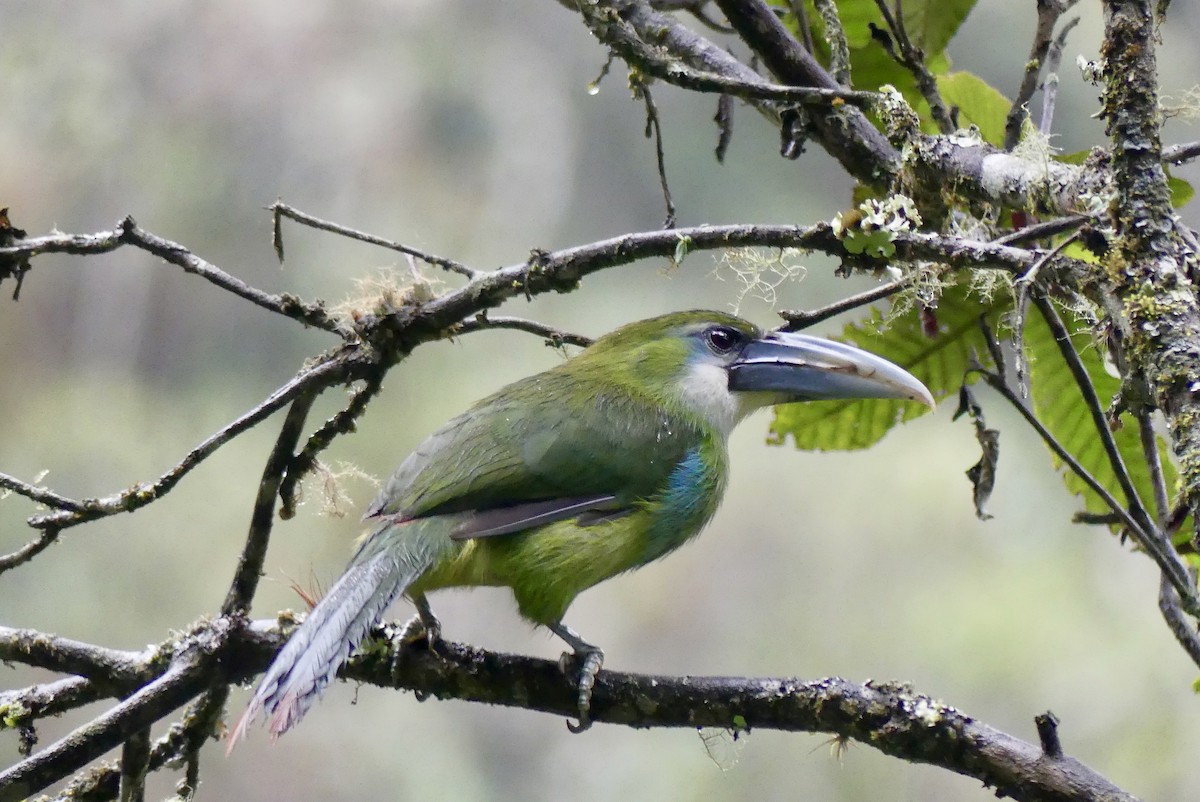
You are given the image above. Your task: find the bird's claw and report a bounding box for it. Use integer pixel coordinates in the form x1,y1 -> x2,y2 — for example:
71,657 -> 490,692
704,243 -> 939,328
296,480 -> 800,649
396,612 -> 441,649
559,646 -> 604,733
390,610 -> 444,681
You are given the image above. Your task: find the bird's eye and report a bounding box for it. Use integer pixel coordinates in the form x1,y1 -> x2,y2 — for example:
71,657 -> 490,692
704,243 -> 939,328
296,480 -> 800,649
704,325 -> 743,354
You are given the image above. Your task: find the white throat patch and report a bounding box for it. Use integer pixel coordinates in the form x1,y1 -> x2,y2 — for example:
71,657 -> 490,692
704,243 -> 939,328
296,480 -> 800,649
677,361 -> 763,437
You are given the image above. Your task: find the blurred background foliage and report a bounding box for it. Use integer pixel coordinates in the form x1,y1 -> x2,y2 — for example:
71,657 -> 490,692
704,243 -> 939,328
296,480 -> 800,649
2,1 -> 1200,799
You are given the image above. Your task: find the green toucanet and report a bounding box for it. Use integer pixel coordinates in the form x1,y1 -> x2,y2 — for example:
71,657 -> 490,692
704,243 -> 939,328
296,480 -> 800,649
231,310 -> 932,742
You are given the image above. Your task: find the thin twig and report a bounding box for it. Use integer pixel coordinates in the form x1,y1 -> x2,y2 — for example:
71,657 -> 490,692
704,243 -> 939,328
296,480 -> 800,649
221,391 -> 319,616
1136,410 -> 1200,667
636,82 -> 678,229
0,677 -> 104,725
0,626 -> 152,685
1032,296 -> 1197,604
710,0 -> 900,180
123,219 -> 340,332
0,216 -> 339,332
1039,16 -> 1081,135
1011,232 -> 1081,395
0,526 -> 60,575
993,214 -> 1090,246
576,1 -> 878,107
1004,0 -> 1080,150
871,0 -> 955,134
1136,410 -> 1171,525
26,350 -> 357,532
1159,576 -> 1200,667
975,367 -> 1150,550
785,0 -> 814,54
779,275 -> 909,330
271,202 -> 477,279
279,375 -> 386,517
457,314 -> 594,348
0,473 -> 87,512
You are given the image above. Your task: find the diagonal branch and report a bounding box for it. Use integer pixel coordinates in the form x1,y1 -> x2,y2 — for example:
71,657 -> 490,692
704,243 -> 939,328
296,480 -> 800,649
24,349 -> 358,533
1004,0 -> 1081,150
221,391 -> 320,616
870,0 -> 955,134
1032,295 -> 1196,607
272,202 -> 477,278
576,0 -> 876,106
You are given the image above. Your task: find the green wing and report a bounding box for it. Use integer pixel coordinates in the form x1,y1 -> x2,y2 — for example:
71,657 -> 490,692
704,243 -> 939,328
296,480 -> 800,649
364,370 -> 699,533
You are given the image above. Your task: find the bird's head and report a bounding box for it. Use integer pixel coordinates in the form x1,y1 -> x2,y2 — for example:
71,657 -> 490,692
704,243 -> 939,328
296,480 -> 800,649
578,310 -> 934,436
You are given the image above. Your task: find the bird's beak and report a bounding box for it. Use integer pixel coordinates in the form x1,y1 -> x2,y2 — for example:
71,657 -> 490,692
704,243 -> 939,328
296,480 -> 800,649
728,331 -> 935,407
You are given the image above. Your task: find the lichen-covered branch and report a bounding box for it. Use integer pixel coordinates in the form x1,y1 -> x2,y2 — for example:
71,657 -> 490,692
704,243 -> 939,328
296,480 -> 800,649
1100,0 -> 1200,583
0,621 -> 1139,802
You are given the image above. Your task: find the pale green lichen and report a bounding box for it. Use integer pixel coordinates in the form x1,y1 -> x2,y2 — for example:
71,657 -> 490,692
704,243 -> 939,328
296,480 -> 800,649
713,247 -> 808,314
297,459 -> 380,519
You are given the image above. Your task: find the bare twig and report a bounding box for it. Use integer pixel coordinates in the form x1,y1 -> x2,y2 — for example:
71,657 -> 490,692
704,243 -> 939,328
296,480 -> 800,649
0,627 -> 152,686
271,202 -> 477,279
575,1 -> 878,107
785,1 -> 814,54
0,527 -> 60,575
1038,16 -> 1081,135
779,275 -> 909,330
1136,410 -> 1171,526
1011,232 -> 1081,394
0,677 -> 104,724
709,0 -> 900,180
26,350 -> 356,532
1136,410 -> 1200,667
0,473 -> 87,513
221,390 -> 320,616
457,314 -> 594,348
279,375 -> 386,516
0,216 -> 338,332
636,81 -> 678,228
1162,141 -> 1200,165
1032,296 -> 1198,606
973,364 -> 1151,553
870,0 -> 955,134
993,214 -> 1090,246
1004,0 -> 1080,150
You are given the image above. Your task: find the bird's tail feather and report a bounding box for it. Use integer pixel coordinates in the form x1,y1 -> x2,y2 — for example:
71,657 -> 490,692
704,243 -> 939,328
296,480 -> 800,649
228,521 -> 433,750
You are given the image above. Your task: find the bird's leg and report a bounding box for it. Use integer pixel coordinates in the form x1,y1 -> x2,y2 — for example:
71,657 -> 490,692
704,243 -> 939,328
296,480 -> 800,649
548,622 -> 604,733
394,593 -> 442,645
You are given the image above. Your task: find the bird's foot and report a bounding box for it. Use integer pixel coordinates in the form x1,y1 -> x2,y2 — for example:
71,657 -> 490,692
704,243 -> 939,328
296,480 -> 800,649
549,622 -> 604,733
395,612 -> 441,649
390,600 -> 443,682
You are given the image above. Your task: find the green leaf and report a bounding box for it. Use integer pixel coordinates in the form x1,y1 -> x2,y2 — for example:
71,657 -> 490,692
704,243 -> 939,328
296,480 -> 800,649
935,71 -> 1012,146
788,0 -> 974,122
1025,302 -> 1177,527
770,281 -> 1005,451
1167,168 -> 1195,209
806,0 -> 977,58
